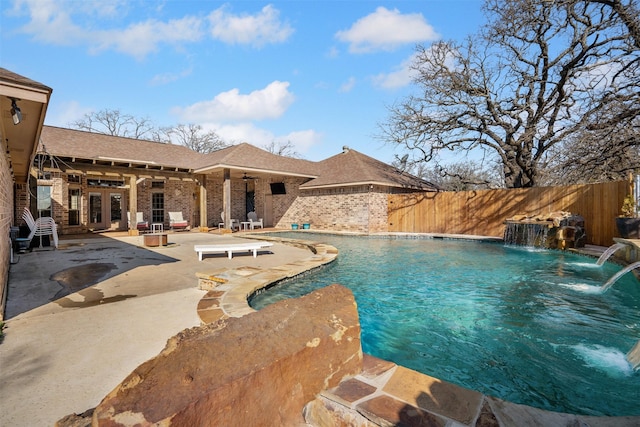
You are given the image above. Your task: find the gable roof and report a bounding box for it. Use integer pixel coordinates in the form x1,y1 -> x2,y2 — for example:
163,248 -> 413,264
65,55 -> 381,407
193,143 -> 319,178
300,146 -> 438,191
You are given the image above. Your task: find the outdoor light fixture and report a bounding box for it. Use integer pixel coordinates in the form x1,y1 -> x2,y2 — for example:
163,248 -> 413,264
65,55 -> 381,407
10,98 -> 22,125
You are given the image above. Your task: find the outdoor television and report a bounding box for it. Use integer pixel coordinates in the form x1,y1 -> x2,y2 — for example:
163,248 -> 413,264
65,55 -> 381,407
270,182 -> 286,194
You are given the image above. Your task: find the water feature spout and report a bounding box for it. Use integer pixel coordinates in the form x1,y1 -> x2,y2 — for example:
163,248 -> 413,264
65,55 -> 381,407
596,242 -> 627,266
503,212 -> 586,249
601,261 -> 640,292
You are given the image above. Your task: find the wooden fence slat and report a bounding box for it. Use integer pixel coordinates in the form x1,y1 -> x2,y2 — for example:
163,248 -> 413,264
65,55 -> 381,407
388,180 -> 629,247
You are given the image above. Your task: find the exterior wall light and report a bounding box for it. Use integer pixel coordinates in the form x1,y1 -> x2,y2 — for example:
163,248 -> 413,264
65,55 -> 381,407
10,98 -> 22,125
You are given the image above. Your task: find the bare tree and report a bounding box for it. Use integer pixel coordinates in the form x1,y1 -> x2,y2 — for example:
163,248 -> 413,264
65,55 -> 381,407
381,0 -> 640,188
162,123 -> 227,154
262,140 -> 302,158
70,109 -> 156,139
393,157 -> 502,190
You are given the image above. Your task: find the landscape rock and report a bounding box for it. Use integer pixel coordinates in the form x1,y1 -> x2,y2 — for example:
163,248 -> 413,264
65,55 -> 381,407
90,283 -> 362,426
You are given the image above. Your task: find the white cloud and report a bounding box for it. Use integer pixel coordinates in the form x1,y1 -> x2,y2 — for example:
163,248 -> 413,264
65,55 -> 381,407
45,100 -> 93,128
149,67 -> 194,86
335,7 -> 439,53
92,17 -> 203,59
339,77 -> 356,93
208,4 -> 293,47
15,0 -> 87,45
12,0 -> 203,59
174,81 -> 295,122
281,129 -> 323,153
211,123 -> 321,155
372,53 -> 419,89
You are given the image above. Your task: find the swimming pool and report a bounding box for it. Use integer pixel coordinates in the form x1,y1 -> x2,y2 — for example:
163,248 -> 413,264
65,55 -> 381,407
249,233 -> 640,416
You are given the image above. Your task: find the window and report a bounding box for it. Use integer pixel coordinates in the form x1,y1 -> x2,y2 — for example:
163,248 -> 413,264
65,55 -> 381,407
37,185 -> 52,217
110,193 -> 122,221
270,182 -> 286,194
152,192 -> 164,223
89,193 -> 102,223
151,181 -> 165,189
68,188 -> 81,226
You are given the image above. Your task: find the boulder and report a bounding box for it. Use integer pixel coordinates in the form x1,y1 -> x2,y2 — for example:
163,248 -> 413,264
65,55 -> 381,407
92,284 -> 362,426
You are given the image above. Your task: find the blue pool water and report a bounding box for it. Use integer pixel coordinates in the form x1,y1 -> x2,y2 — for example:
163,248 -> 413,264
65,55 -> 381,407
250,233 -> 640,416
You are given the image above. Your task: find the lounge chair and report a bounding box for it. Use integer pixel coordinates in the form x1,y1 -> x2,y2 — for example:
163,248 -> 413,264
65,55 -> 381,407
169,211 -> 189,230
218,212 -> 239,231
127,212 -> 149,231
247,211 -> 264,230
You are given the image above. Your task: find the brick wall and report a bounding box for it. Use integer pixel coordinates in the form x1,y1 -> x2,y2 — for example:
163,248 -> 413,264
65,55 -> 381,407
11,167 -> 404,237
1,138 -> 14,320
205,178 -> 248,227
278,184 -> 392,233
153,179 -> 197,227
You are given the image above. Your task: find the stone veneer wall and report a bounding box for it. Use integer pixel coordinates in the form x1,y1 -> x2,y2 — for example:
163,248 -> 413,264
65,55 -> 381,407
0,137 -> 14,320
278,185 -> 391,233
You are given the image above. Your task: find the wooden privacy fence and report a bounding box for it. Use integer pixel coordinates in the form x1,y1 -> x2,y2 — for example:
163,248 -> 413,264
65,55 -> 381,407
388,180 -> 629,247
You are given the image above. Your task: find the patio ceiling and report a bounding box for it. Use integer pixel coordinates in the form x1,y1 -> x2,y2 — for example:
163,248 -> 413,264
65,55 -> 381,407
0,69 -> 52,184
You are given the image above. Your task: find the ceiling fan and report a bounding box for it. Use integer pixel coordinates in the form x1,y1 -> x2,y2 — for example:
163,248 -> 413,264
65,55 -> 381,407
242,172 -> 258,181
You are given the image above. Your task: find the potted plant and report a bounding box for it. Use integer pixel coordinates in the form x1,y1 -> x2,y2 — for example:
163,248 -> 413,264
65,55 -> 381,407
616,194 -> 640,238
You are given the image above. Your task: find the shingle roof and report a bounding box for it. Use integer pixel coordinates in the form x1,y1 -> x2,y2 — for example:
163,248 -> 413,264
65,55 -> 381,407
0,68 -> 52,92
40,126 -> 436,190
300,147 -> 438,190
41,126 -> 202,171
193,143 -> 319,177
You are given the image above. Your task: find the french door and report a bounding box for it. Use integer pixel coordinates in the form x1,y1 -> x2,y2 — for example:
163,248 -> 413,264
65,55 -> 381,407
88,190 -> 124,230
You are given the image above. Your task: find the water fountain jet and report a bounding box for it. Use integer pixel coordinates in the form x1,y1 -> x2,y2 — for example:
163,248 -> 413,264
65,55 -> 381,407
596,242 -> 627,266
600,261 -> 640,292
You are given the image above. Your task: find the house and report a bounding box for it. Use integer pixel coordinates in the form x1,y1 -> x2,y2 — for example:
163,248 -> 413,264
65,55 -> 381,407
28,126 -> 437,236
0,67 -> 437,319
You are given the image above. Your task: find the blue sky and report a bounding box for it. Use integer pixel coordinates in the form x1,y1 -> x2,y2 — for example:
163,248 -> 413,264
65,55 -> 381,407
1,0 -> 485,163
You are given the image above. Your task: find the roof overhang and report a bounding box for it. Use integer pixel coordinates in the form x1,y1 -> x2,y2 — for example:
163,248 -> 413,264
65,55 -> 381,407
194,164 -> 317,180
48,154 -> 193,173
300,180 -> 431,190
1,75 -> 52,184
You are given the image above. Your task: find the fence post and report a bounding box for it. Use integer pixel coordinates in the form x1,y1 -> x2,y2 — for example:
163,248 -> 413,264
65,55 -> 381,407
633,172 -> 639,217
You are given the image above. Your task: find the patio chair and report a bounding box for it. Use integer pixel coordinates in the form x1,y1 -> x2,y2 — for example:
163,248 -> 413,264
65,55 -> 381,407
22,207 -> 36,230
21,208 -> 58,249
169,211 -> 189,230
219,212 -> 239,231
247,211 -> 264,230
127,212 -> 149,231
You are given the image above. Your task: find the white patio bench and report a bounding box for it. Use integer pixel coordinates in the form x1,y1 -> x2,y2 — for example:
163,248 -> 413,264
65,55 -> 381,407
194,242 -> 274,260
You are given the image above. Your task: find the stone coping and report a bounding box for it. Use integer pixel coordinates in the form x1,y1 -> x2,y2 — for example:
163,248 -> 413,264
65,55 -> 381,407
613,237 -> 640,265
194,235 -> 640,426
195,235 -> 338,322
320,354 -> 640,427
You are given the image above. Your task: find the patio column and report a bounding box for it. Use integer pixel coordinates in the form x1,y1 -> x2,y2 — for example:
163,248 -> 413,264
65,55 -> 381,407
223,168 -> 231,229
198,174 -> 207,229
126,174 -> 138,235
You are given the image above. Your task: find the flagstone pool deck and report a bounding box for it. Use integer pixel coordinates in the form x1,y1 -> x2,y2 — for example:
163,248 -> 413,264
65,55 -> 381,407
0,230 -> 637,426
